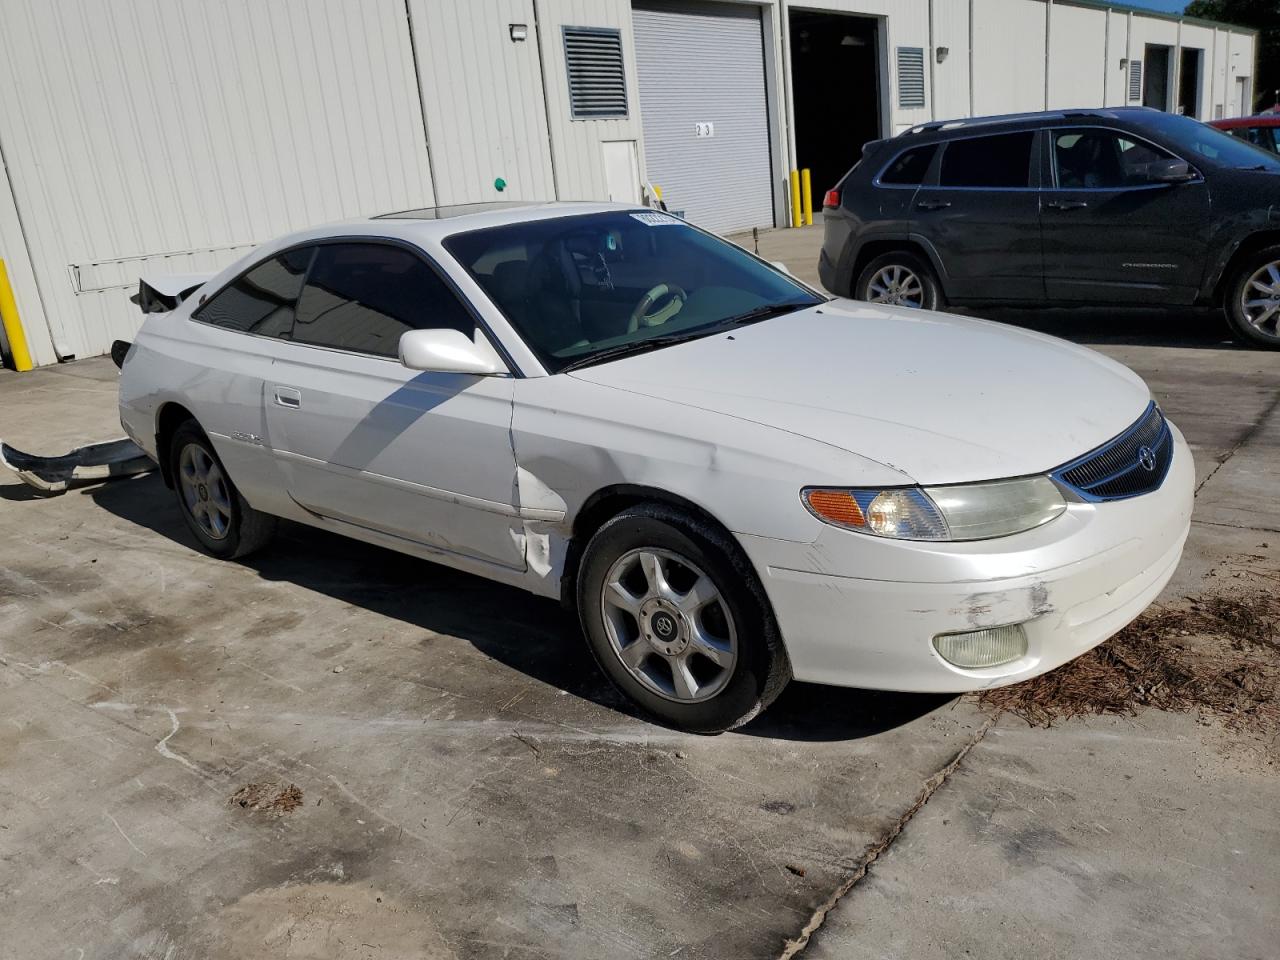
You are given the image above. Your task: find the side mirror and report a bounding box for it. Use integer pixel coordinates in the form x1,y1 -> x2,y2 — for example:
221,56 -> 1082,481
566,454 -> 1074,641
399,328 -> 506,375
1148,158 -> 1196,183
770,260 -> 795,277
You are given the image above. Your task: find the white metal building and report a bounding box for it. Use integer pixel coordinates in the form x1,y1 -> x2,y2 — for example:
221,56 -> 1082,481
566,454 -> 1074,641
0,0 -> 1258,367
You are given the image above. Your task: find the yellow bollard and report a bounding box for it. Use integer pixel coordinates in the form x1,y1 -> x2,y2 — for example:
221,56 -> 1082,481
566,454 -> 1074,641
0,259 -> 33,372
789,169 -> 802,228
801,168 -> 813,226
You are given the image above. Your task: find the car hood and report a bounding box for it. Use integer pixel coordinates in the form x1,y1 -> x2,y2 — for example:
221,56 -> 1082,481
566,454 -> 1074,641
568,300 -> 1151,485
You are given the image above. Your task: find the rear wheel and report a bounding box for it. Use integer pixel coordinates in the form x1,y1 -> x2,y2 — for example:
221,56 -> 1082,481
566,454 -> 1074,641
168,420 -> 275,559
577,504 -> 790,733
1225,245 -> 1280,349
855,251 -> 941,310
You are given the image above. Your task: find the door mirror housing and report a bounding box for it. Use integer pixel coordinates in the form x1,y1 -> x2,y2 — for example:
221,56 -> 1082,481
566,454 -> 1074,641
770,260 -> 795,277
398,328 -> 506,375
1147,158 -> 1196,183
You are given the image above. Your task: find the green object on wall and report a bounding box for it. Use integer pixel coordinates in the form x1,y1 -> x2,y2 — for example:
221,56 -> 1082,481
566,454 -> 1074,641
494,177 -> 507,192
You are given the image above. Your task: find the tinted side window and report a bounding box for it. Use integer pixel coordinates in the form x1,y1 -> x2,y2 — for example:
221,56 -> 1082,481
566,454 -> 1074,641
292,243 -> 474,358
1053,129 -> 1176,188
938,132 -> 1035,188
195,247 -> 312,335
879,145 -> 936,185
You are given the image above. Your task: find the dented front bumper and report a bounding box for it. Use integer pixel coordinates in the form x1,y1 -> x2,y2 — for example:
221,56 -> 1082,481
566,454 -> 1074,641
736,424 -> 1195,693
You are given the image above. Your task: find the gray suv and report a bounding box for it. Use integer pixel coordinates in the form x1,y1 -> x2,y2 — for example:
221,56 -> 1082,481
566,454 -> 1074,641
818,107 -> 1280,349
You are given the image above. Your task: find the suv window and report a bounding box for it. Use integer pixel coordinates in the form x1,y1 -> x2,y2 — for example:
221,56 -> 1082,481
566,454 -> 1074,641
879,145 -> 936,185
1053,128 -> 1178,188
292,243 -> 474,358
194,247 -> 312,335
938,132 -> 1035,188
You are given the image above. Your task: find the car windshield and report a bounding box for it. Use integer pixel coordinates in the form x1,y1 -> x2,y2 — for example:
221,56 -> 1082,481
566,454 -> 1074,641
444,211 -> 822,373
1148,112 -> 1280,170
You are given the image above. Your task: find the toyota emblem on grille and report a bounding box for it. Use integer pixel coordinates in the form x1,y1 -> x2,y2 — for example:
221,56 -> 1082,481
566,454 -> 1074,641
1137,445 -> 1157,472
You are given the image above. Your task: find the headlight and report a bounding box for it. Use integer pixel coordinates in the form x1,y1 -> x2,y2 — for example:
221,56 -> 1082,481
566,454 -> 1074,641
802,476 -> 1066,541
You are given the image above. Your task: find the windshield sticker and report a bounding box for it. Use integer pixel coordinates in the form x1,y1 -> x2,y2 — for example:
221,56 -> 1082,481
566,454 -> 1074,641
630,212 -> 683,226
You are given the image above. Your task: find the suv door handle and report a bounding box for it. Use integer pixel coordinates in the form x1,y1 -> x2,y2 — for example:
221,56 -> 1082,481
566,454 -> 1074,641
916,199 -> 952,210
274,386 -> 301,409
1043,199 -> 1089,211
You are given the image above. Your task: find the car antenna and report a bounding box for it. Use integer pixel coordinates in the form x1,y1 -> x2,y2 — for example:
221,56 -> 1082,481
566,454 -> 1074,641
753,227 -> 759,255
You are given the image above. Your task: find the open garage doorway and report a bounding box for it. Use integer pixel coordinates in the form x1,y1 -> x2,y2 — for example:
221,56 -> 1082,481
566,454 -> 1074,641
789,10 -> 883,198
1178,47 -> 1203,118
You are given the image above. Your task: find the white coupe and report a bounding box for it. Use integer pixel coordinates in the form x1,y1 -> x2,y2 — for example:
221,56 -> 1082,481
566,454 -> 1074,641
118,202 -> 1194,731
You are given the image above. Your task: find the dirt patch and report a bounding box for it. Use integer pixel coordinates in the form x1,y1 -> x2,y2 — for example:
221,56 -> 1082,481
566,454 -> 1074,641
230,781 -> 304,814
974,589 -> 1279,757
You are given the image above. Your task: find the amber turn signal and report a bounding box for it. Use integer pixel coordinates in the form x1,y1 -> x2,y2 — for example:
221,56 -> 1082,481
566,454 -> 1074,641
803,489 -> 867,528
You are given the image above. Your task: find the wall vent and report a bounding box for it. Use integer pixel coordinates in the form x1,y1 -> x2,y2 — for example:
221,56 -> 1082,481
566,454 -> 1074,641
1128,59 -> 1143,101
564,27 -> 628,119
897,47 -> 926,109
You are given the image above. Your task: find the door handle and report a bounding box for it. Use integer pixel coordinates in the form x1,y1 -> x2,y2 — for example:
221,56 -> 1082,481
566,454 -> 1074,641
916,199 -> 952,210
274,386 -> 301,409
1043,199 -> 1089,211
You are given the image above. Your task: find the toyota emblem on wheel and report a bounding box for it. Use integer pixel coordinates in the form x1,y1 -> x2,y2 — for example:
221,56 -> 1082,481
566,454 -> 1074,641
1137,445 -> 1157,472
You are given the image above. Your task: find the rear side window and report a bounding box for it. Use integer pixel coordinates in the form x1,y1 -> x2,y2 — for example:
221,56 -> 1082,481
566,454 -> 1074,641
292,243 -> 474,358
879,145 -> 936,185
938,132 -> 1035,188
195,247 -> 312,336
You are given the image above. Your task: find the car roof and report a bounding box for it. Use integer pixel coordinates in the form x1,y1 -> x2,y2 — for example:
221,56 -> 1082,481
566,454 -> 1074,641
262,200 -> 649,251
1211,114 -> 1280,129
896,106 -> 1164,143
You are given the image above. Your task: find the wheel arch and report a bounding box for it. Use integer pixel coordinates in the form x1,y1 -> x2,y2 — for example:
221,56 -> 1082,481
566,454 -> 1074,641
848,237 -> 948,298
559,484 -> 742,611
154,401 -> 198,489
1209,230 -> 1280,305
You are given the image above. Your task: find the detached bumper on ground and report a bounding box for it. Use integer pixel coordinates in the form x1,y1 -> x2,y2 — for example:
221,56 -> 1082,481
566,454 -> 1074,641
738,426 -> 1195,692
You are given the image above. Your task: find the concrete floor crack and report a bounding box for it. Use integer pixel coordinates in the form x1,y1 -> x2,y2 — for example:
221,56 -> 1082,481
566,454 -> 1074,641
776,712 -> 1000,959
1194,390 -> 1280,496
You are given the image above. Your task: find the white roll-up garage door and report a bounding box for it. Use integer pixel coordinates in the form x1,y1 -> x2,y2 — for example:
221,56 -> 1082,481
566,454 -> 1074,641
633,2 -> 775,235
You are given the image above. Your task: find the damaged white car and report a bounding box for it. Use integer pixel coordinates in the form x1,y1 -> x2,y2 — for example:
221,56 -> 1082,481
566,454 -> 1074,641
118,202 -> 1194,732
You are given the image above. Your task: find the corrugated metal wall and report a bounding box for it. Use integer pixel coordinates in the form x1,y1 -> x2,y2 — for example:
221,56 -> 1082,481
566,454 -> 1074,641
407,0 -> 556,203
0,0 -> 435,365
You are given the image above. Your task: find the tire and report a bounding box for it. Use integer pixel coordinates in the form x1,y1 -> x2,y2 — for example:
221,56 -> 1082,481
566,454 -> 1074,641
576,504 -> 791,733
168,419 -> 276,560
855,251 -> 942,310
1224,244 -> 1280,349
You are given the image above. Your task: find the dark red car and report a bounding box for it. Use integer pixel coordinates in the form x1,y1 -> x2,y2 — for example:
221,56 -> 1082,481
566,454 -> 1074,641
1210,114 -> 1280,154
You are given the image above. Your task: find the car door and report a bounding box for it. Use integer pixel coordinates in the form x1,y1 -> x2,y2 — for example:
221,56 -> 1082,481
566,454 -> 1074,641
910,130 -> 1044,301
1040,126 -> 1210,304
182,246 -> 313,515
263,240 -> 524,570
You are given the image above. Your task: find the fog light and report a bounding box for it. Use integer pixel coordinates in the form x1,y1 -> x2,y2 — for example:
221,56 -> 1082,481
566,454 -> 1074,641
932,624 -> 1028,669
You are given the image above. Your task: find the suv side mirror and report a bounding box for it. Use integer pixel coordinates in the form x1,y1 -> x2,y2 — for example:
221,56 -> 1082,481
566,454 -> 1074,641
399,328 -> 506,375
1147,158 -> 1196,183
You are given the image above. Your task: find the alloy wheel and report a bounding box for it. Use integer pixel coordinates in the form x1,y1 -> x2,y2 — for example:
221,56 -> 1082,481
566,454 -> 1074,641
599,548 -> 738,703
1240,260 -> 1280,341
867,264 -> 924,307
178,443 -> 233,540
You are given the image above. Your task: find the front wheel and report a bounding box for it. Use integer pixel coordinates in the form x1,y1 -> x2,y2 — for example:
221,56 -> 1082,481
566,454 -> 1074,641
168,420 -> 276,560
855,251 -> 941,310
1225,245 -> 1280,349
577,504 -> 790,733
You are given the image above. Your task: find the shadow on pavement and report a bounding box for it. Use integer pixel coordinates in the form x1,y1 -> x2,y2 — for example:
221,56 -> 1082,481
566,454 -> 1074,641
89,472 -> 944,742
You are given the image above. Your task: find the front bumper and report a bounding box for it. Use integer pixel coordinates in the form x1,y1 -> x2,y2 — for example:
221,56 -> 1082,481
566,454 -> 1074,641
737,424 -> 1195,693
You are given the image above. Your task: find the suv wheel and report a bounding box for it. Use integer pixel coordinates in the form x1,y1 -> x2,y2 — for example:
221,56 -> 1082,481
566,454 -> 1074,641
577,504 -> 791,733
855,251 -> 941,310
1225,245 -> 1280,349
169,419 -> 276,559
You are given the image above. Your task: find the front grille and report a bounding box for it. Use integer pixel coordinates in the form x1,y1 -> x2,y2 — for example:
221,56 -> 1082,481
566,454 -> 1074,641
1051,403 -> 1173,502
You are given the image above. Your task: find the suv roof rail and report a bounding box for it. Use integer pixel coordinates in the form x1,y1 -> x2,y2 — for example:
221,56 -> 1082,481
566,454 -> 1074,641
901,106 -> 1142,137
